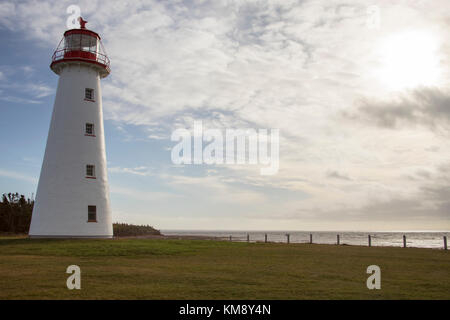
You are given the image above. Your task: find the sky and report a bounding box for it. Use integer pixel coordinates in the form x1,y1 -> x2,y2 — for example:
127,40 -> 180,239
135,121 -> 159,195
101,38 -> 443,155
0,0 -> 449,231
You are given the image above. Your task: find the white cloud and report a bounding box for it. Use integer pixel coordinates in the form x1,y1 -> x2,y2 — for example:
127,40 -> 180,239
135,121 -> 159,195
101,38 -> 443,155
109,166 -> 153,177
0,65 -> 54,101
0,169 -> 38,184
109,184 -> 180,201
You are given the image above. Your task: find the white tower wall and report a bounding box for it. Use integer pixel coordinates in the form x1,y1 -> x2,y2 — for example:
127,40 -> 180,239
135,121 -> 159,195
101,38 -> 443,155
29,64 -> 113,238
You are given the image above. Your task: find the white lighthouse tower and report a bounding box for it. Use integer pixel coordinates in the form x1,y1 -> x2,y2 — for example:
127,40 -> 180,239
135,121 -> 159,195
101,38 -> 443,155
29,18 -> 113,238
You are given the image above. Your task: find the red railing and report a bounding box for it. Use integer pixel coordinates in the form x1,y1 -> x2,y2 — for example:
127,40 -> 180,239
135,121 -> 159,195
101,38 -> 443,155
51,48 -> 110,71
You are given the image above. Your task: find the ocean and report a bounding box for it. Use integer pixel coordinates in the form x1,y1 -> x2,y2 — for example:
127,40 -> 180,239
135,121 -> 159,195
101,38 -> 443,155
161,230 -> 449,249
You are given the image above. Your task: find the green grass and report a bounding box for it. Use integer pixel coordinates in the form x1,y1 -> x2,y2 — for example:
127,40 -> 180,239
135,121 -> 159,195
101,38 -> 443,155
0,236 -> 449,299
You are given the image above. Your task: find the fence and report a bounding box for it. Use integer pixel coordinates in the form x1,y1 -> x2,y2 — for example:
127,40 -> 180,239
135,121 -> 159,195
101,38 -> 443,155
223,233 -> 448,250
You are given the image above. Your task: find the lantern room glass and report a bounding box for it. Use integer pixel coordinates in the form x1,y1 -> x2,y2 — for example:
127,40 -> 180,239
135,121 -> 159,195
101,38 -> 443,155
64,33 -> 98,54
51,29 -> 111,77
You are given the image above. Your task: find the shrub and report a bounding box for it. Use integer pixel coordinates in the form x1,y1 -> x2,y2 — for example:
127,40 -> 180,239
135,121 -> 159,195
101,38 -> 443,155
113,222 -> 161,237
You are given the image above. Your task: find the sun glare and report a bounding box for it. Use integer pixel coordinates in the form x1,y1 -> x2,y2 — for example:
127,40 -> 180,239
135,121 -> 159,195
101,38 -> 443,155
377,31 -> 441,90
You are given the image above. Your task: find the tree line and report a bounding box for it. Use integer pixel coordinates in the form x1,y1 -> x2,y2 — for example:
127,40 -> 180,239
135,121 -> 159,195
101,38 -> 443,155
0,192 -> 160,236
113,223 -> 160,237
0,193 -> 33,234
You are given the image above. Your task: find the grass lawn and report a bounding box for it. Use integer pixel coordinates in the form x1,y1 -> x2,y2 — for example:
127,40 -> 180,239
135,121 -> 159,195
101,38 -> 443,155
0,236 -> 448,299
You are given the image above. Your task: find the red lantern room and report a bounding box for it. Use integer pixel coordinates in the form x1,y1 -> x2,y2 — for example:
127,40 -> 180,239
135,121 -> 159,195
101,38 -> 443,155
50,17 -> 110,78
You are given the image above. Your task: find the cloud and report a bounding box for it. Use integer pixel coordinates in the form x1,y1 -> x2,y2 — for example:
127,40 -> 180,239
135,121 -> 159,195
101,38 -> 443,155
161,172 -> 267,204
0,66 -> 54,102
326,170 -> 351,181
109,184 -> 179,201
109,166 -> 153,177
27,84 -> 54,98
0,95 -> 41,104
0,169 -> 38,184
343,88 -> 450,130
263,160 -> 450,226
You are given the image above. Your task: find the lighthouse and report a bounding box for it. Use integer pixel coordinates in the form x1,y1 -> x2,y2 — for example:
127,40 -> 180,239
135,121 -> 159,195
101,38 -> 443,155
29,18 -> 113,238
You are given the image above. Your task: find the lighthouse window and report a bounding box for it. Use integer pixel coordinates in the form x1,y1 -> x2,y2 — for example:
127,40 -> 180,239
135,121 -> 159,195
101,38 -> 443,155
85,88 -> 94,100
88,206 -> 97,222
86,165 -> 95,178
85,123 -> 95,135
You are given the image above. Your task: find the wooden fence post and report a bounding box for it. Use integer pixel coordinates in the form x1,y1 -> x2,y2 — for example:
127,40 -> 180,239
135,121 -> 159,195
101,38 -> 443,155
247,234 -> 250,242
337,234 -> 340,245
286,234 -> 290,244
310,233 -> 312,244
265,234 -> 267,243
229,235 -> 232,242
444,236 -> 447,250
368,235 -> 371,247
403,235 -> 406,248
